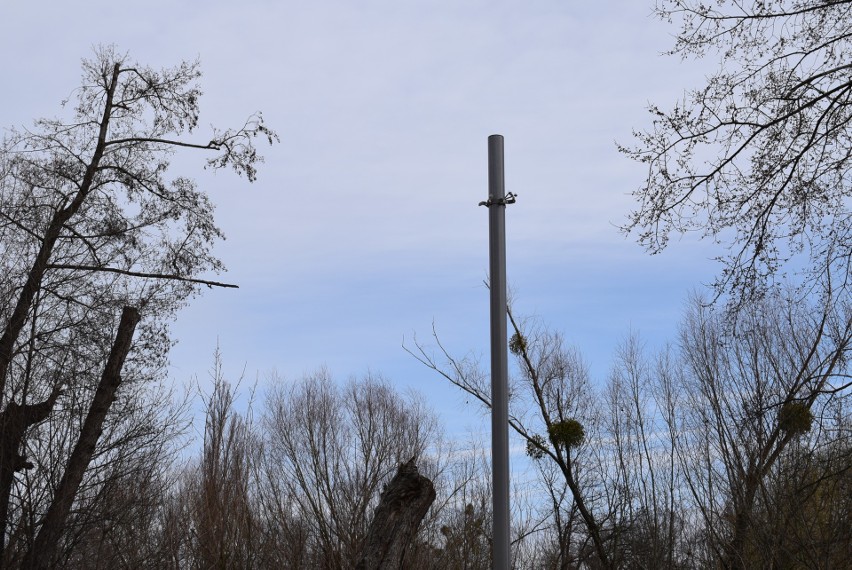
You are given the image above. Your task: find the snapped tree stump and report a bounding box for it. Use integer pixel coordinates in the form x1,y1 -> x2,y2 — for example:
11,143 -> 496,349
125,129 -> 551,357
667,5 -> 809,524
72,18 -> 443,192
356,458 -> 436,570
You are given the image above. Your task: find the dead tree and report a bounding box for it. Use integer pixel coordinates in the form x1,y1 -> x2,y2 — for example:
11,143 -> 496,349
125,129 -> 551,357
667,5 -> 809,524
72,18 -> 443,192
356,459 -> 435,570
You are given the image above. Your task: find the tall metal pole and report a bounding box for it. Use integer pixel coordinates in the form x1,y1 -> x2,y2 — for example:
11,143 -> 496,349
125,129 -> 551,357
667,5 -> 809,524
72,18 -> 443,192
485,134 -> 511,569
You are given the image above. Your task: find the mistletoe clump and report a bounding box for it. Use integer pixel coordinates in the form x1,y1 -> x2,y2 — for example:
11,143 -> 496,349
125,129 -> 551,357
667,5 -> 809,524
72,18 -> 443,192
548,419 -> 585,449
525,434 -> 547,460
778,402 -> 813,435
509,332 -> 527,356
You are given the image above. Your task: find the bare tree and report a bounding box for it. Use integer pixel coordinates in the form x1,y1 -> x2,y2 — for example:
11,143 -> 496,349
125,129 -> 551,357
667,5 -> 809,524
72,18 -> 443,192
754,431 -> 852,567
408,312 -> 614,568
596,335 -> 687,569
669,293 -> 852,568
422,438 -> 493,570
0,46 -> 275,563
2,357 -> 190,569
622,0 -> 852,305
408,285 -> 852,570
182,352 -> 262,570
260,370 -> 439,568
22,307 -> 140,569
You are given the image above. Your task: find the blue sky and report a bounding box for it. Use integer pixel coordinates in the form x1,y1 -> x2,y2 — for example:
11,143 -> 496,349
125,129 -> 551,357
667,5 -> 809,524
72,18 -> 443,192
3,1 -> 722,438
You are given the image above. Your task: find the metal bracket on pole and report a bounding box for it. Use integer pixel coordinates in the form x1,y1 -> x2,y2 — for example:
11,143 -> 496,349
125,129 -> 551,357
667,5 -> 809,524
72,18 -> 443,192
478,192 -> 517,208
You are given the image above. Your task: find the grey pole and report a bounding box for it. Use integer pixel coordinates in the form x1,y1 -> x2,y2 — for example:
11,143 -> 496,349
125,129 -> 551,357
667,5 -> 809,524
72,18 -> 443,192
484,134 -> 511,570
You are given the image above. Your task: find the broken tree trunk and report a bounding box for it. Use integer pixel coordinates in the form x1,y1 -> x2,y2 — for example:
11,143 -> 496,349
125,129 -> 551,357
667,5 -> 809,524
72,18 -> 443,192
356,458 -> 436,570
0,385 -> 63,559
21,306 -> 140,570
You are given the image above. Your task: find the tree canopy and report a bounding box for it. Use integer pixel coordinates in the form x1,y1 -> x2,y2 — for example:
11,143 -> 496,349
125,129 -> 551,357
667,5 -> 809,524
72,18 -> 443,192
622,0 -> 852,305
0,46 -> 276,567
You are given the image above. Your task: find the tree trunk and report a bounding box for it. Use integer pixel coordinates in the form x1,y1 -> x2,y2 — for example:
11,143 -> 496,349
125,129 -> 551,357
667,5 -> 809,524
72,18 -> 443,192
0,388 -> 62,561
21,306 -> 140,570
356,459 -> 435,570
0,64 -> 121,561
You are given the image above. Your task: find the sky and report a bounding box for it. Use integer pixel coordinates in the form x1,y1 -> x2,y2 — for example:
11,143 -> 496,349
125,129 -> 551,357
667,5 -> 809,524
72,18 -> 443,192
2,1 -> 722,440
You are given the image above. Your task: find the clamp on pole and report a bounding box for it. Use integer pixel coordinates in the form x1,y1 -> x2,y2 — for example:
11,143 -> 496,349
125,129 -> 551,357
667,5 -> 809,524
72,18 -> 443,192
479,192 -> 517,207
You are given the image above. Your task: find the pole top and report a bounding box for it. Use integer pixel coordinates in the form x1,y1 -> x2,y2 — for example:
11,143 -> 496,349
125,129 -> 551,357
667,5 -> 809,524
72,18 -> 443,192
483,135 -> 513,207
